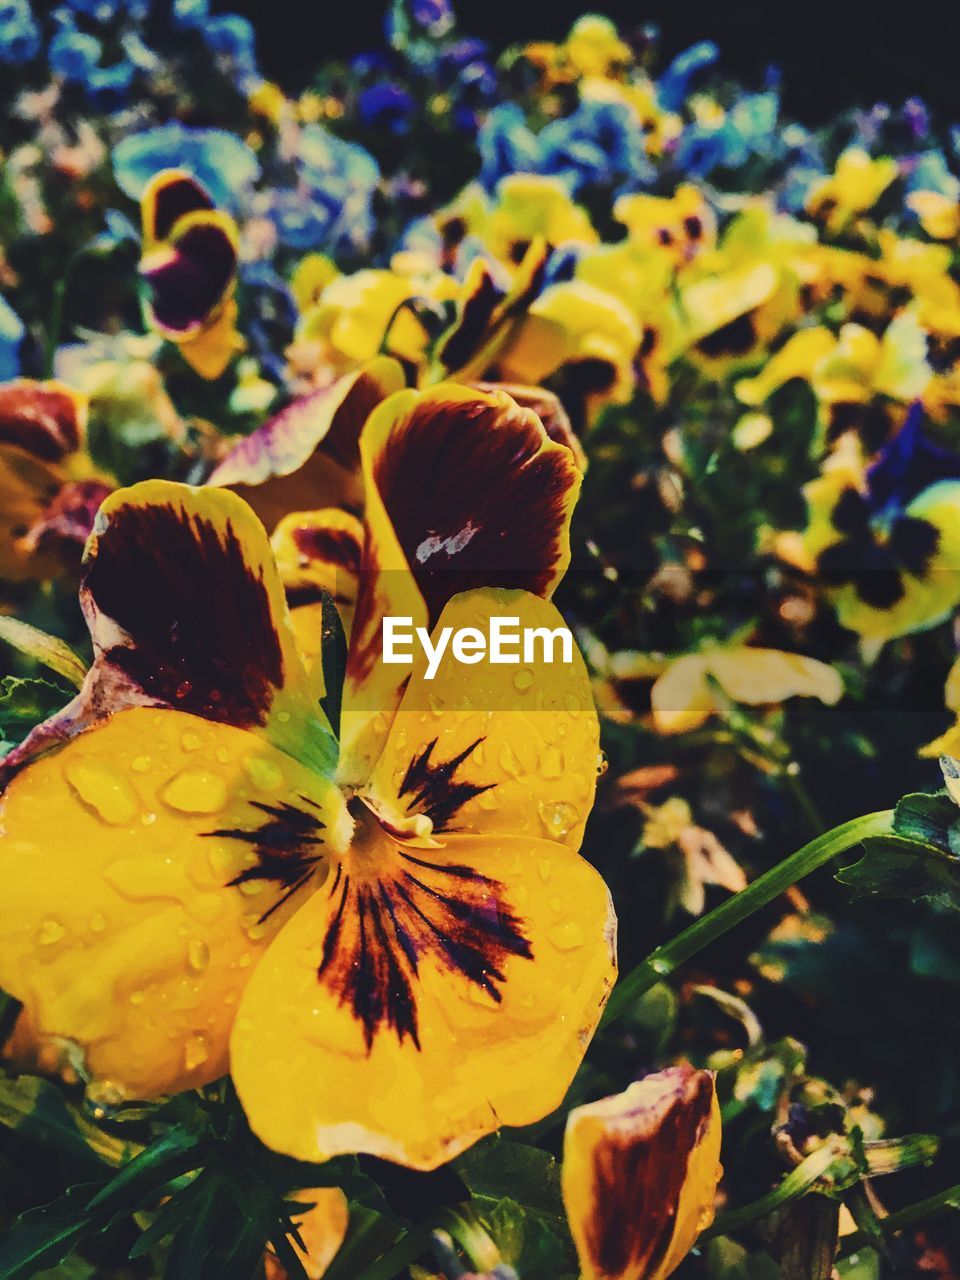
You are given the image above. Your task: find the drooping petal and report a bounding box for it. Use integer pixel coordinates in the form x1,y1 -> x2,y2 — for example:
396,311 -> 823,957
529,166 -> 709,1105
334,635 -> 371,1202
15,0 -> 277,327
5,482 -> 335,778
0,706 -> 348,1098
363,589 -> 599,850
210,358 -> 405,530
231,820 -> 616,1169
562,1066 -> 721,1280
650,648 -> 843,734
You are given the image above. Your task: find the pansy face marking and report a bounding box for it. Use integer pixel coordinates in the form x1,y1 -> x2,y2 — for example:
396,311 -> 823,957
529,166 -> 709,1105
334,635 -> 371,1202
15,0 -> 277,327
396,736 -> 495,831
317,824 -> 533,1052
205,794 -> 328,924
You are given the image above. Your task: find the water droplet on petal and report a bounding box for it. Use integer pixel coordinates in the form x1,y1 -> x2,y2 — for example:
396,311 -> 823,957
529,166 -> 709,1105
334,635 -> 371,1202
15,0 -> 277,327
513,667 -> 534,691
540,746 -> 564,778
276,710 -> 291,724
162,769 -> 228,815
184,1032 -> 210,1071
538,859 -> 552,883
563,692 -> 582,716
89,911 -> 107,933
181,731 -> 203,752
65,758 -> 139,826
131,755 -> 151,773
216,747 -> 231,764
129,989 -> 145,1005
37,918 -> 66,947
538,800 -> 578,838
187,939 -> 210,973
84,1079 -> 125,1119
548,920 -> 584,951
242,753 -> 284,792
499,744 -> 522,777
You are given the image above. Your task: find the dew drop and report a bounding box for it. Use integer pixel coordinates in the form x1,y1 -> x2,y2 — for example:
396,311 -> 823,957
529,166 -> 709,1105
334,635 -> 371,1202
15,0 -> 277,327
162,769 -> 228,815
187,939 -> 210,973
563,692 -> 582,716
89,910 -> 107,933
141,811 -> 157,826
216,747 -> 231,764
427,692 -> 445,715
129,989 -> 145,1005
64,758 -> 139,826
538,800 -> 578,838
538,859 -> 552,883
548,920 -> 584,951
498,744 -> 522,777
242,753 -> 284,792
181,731 -> 203,752
84,1079 -> 125,1119
184,1032 -> 210,1071
37,918 -> 66,947
550,895 -> 563,913
131,755 -> 151,773
276,710 -> 291,724
540,746 -> 564,778
513,667 -> 534,692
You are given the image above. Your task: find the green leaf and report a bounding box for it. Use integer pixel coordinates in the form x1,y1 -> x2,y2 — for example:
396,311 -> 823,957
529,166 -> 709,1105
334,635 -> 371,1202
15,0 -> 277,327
836,791 -> 960,910
0,616 -> 87,688
0,676 -> 73,743
0,1075 -> 136,1168
0,1185 -> 98,1280
322,1205 -> 405,1280
86,1124 -> 202,1214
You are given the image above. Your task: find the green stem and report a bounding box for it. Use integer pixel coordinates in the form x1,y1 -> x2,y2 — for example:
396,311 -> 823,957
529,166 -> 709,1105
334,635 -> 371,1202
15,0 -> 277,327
353,1222 -> 436,1280
602,810 -> 894,1027
703,1144 -> 839,1238
837,1183 -> 960,1259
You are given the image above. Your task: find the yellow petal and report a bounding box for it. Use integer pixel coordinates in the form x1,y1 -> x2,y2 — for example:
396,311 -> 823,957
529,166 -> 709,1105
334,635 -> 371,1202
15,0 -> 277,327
562,1066 -> 721,1280
231,822 -> 616,1169
363,588 -> 599,851
0,706 -> 347,1097
265,1188 -> 349,1280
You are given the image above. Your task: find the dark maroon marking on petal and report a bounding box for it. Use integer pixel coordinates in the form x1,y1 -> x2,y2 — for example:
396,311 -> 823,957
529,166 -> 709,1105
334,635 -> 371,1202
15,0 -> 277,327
316,852 -> 532,1052
143,222 -> 236,333
0,383 -> 83,461
694,312 -> 758,359
436,267 -> 503,373
370,392 -> 576,622
544,357 -> 618,432
148,173 -> 214,243
292,524 -> 363,576
888,515 -> 940,575
471,381 -> 584,467
205,794 -> 326,923
398,737 -> 493,831
82,501 -> 285,728
584,1068 -> 714,1280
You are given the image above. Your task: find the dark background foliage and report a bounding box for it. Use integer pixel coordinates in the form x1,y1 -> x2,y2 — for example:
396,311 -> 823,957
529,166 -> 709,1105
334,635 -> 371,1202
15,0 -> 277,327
223,0 -> 960,124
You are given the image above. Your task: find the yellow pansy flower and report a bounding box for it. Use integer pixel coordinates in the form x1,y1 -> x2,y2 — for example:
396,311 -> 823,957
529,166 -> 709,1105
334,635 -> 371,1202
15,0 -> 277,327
613,184 -> 716,263
484,175 -> 599,266
0,384 -> 615,1172
562,1065 -> 722,1280
806,148 -> 899,234
908,190 -> 960,242
563,14 -> 632,79
138,170 -> 244,380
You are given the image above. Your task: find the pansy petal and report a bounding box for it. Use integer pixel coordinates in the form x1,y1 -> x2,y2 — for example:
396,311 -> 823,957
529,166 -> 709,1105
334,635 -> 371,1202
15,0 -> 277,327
471,381 -> 586,469
265,1188 -> 349,1280
210,358 -> 405,530
562,1066 -> 721,1280
364,589 -> 599,850
0,707 -> 347,1098
360,383 -> 580,622
141,210 -> 238,337
0,379 -> 87,461
141,169 -> 215,248
5,482 -> 335,778
178,297 -> 244,381
231,823 -> 616,1169
0,445 -> 63,581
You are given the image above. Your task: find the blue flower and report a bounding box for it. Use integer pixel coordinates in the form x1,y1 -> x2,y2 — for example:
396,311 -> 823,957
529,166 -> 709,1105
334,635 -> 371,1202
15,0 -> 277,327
358,83 -> 416,134
906,150 -> 959,198
0,296 -> 24,381
204,14 -> 256,61
657,40 -> 719,112
0,1 -> 39,65
541,98 -> 651,190
113,124 -> 260,210
478,104 -> 541,189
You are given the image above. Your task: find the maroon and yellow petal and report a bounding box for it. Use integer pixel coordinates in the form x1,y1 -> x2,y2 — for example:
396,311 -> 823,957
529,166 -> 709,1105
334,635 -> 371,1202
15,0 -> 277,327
0,379 -> 87,462
209,358 -> 405,530
470,381 -> 586,470
231,817 -> 616,1169
360,383 -> 580,622
562,1066 -> 722,1280
0,444 -> 64,581
141,210 -> 238,337
0,706 -> 347,1098
4,481 -> 334,778
363,589 -> 599,850
141,169 -> 215,248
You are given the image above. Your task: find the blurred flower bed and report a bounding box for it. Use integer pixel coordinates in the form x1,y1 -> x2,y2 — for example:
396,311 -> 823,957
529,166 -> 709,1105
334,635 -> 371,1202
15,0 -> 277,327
3,1 -> 960,1277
